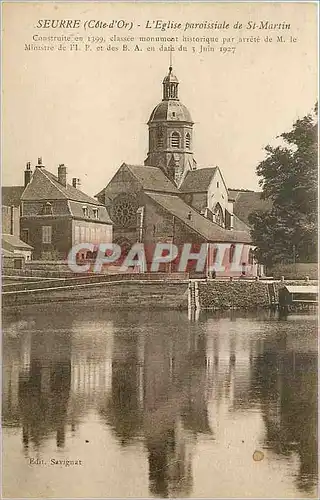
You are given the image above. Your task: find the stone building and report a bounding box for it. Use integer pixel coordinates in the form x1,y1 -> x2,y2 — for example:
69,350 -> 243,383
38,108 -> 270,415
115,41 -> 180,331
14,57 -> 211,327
19,158 -> 112,260
96,65 -> 258,276
2,186 -> 33,269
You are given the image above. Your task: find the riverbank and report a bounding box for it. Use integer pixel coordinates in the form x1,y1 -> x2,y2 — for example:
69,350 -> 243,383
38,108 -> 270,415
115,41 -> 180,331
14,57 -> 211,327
197,279 -> 318,310
2,274 -> 317,310
2,278 -> 189,310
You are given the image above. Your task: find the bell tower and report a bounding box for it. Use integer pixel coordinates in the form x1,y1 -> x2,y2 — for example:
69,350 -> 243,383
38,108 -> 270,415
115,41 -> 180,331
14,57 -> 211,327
144,65 -> 196,186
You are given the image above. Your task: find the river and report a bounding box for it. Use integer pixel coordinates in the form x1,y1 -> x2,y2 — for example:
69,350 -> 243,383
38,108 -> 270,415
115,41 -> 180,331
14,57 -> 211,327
2,302 -> 318,498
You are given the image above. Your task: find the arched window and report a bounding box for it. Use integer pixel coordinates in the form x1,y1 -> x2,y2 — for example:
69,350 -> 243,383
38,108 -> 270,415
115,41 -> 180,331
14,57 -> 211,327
157,129 -> 164,148
214,203 -> 224,226
229,244 -> 236,263
171,131 -> 180,148
185,133 -> 191,149
170,83 -> 177,98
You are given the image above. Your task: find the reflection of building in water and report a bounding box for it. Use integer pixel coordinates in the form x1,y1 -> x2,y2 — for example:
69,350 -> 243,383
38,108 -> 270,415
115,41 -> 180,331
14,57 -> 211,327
68,321 -> 114,421
17,329 -> 72,450
143,328 -> 193,498
144,327 -> 210,497
99,327 -> 143,445
2,315 -> 115,449
249,334 -> 317,494
201,314 -> 317,496
147,419 -> 193,499
99,314 -> 210,498
2,333 -> 29,426
4,310 -> 317,497
204,318 -> 260,413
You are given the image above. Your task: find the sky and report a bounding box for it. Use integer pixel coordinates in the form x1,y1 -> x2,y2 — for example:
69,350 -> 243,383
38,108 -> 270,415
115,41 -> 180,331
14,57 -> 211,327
2,2 -> 318,196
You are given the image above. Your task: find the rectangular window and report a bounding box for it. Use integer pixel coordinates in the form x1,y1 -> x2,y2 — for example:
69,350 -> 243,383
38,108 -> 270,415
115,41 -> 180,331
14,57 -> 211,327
14,258 -> 23,270
93,208 -> 99,219
42,226 -> 52,244
82,206 -> 88,217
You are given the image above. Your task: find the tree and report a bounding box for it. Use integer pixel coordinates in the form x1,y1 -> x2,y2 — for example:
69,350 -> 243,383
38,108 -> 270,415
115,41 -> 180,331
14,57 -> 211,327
249,103 -> 318,268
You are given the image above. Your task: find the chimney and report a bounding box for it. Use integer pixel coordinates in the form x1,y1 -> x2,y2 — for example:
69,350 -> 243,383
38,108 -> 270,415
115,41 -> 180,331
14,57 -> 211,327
37,157 -> 44,168
58,164 -> 67,187
72,177 -> 81,189
24,162 -> 32,187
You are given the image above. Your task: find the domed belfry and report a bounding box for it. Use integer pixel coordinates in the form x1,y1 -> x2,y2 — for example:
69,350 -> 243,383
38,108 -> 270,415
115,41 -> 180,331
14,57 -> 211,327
144,65 -> 197,186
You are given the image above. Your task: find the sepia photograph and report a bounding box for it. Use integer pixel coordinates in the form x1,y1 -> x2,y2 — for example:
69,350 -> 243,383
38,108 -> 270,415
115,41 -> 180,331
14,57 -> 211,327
1,1 -> 318,498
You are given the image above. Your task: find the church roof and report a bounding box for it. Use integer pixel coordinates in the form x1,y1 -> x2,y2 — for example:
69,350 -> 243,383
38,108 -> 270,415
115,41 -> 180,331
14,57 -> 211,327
180,168 -> 218,192
125,164 -> 180,193
229,190 -> 272,225
2,186 -> 25,207
145,191 -> 251,243
148,100 -> 193,123
232,214 -> 250,232
22,167 -> 102,206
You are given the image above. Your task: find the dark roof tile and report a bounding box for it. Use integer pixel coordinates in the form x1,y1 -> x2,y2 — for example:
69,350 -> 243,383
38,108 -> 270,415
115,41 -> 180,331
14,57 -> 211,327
69,201 -> 112,223
180,168 -> 217,192
22,168 -> 103,205
148,100 -> 193,123
126,164 -> 180,193
2,186 -> 25,207
146,191 -> 251,243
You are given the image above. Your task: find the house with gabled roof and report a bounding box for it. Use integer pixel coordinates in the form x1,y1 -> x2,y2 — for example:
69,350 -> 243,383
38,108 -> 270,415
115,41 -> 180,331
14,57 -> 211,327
95,65 -> 260,276
19,158 -> 112,260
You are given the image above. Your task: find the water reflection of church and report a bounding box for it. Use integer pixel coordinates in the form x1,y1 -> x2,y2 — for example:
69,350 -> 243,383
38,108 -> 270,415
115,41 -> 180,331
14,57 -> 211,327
2,311 -> 317,497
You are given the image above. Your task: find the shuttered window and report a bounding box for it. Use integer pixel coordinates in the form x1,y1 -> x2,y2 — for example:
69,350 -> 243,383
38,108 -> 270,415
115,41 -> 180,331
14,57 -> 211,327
42,226 -> 52,244
157,130 -> 164,148
171,132 -> 180,148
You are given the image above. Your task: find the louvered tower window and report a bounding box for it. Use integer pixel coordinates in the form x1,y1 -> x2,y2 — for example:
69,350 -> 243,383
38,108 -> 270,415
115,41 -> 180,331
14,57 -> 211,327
171,132 -> 180,148
157,129 -> 164,148
185,133 -> 191,149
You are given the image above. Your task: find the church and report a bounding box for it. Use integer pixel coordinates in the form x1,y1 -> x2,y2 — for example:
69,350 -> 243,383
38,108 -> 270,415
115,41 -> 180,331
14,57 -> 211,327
96,65 -> 259,277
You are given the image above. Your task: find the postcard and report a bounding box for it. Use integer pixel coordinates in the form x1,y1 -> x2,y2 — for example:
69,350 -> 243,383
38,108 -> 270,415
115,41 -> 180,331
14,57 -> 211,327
2,1 -> 318,499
